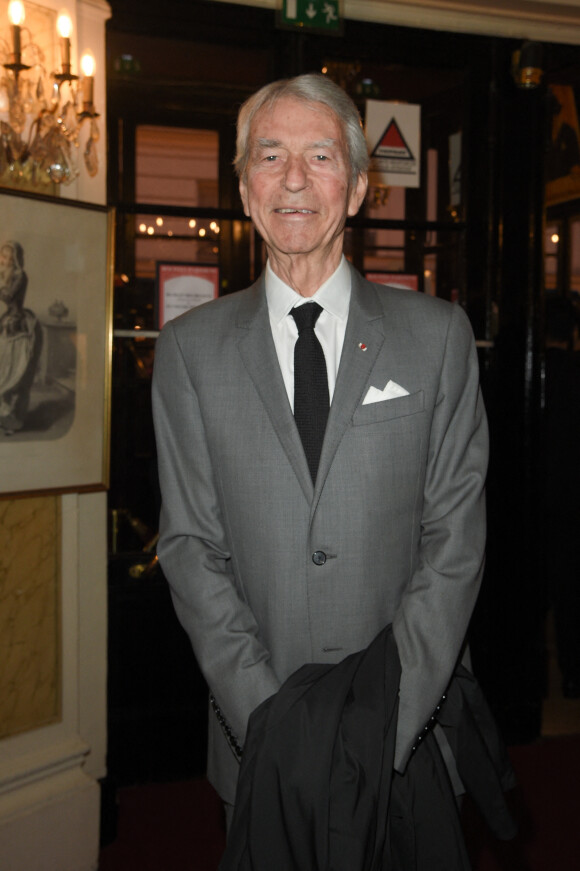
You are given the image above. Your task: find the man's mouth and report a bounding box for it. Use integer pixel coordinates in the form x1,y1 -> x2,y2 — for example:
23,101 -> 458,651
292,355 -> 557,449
275,208 -> 314,214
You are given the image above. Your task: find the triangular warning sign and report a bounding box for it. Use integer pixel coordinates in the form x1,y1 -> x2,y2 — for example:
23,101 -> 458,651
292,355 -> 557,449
372,118 -> 415,161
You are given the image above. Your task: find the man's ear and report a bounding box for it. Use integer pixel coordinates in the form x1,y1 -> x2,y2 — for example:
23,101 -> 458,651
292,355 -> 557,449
239,177 -> 250,217
347,172 -> 368,217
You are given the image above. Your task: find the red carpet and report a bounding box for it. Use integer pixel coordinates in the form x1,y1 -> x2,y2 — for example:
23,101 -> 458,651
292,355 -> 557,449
99,735 -> 580,871
464,735 -> 580,871
99,778 -> 226,871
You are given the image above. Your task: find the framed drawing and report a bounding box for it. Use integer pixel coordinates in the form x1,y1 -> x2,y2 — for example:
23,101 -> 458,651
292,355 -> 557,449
0,190 -> 113,496
156,262 -> 219,329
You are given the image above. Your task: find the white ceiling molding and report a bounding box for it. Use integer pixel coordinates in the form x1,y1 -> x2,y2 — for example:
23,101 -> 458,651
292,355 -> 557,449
208,0 -> 580,45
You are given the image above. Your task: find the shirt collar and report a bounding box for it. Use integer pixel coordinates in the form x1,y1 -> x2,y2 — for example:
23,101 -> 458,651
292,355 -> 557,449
265,256 -> 351,325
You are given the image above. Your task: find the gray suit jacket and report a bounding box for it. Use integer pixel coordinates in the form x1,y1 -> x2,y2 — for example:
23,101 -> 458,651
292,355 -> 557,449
152,264 -> 488,804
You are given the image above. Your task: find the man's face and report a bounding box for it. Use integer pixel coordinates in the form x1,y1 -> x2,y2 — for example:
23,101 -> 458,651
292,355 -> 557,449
239,97 -> 367,267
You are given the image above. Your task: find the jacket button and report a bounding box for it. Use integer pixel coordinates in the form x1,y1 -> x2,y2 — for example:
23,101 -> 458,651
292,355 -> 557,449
312,551 -> 327,566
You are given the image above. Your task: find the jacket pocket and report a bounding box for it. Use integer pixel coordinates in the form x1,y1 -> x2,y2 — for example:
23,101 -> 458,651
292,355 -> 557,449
352,389 -> 425,426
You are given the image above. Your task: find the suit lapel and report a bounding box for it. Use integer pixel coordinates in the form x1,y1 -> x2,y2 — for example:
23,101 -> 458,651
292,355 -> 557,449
313,269 -> 386,507
236,279 -> 314,502
235,269 -> 387,507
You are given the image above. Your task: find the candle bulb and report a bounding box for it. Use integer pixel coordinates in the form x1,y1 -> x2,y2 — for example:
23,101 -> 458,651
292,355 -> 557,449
12,23 -> 21,60
60,36 -> 71,72
81,52 -> 95,110
8,1 -> 25,65
57,12 -> 73,75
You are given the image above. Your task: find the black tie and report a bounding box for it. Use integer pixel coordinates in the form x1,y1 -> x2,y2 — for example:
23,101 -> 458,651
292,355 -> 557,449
291,303 -> 329,483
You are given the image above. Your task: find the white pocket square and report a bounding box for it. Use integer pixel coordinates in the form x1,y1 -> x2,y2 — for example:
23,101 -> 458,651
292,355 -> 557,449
362,380 -> 410,405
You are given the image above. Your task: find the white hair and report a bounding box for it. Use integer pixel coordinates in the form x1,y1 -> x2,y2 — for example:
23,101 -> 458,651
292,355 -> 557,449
234,73 -> 369,186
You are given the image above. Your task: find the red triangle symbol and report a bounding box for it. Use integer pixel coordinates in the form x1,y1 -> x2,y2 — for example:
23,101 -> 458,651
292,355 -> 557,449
381,120 -> 406,149
372,117 -> 414,161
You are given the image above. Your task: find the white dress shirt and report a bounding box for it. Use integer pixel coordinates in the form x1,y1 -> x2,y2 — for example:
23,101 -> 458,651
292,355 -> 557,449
265,256 -> 351,412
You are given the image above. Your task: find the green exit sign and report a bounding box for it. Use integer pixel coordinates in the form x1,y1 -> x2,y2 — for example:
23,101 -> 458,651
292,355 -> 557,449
280,0 -> 341,33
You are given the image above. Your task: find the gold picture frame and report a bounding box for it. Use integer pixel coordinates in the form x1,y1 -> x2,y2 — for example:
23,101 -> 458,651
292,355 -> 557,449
0,190 -> 113,496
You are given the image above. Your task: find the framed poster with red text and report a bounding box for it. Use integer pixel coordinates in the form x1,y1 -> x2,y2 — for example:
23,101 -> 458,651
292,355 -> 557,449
156,262 -> 219,329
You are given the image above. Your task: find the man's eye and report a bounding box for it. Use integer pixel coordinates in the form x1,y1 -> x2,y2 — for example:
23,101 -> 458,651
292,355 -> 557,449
264,155 -> 278,162
315,154 -> 329,161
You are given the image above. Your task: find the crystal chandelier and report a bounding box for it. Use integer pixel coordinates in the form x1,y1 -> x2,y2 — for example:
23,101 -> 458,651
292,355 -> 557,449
0,1 -> 100,186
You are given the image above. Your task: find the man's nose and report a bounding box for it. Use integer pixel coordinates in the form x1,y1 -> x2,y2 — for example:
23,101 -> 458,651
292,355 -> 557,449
283,155 -> 308,191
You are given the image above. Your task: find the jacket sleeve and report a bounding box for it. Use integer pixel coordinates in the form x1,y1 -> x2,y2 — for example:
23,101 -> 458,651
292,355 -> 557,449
152,321 -> 281,748
392,302 -> 489,771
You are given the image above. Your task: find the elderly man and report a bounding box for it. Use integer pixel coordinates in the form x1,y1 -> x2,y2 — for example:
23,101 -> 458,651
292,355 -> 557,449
152,74 -> 488,823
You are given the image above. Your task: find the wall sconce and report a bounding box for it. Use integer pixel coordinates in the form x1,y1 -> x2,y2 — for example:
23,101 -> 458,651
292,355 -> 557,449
0,2 -> 100,185
512,41 -> 544,90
